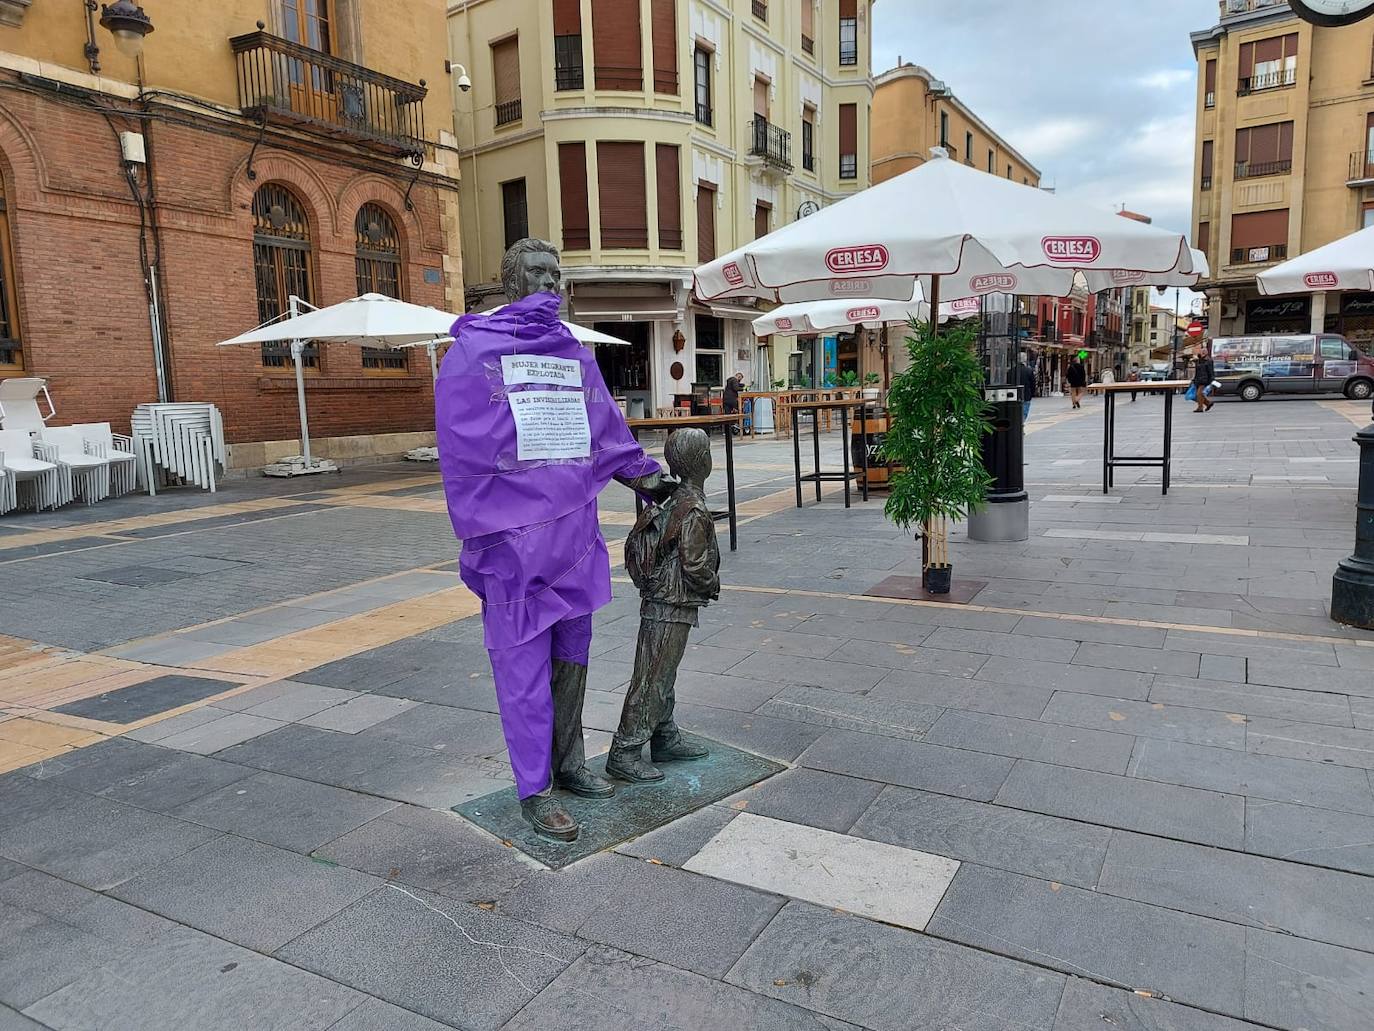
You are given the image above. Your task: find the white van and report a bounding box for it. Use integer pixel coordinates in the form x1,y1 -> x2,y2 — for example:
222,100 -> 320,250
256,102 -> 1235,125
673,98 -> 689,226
1209,334 -> 1374,401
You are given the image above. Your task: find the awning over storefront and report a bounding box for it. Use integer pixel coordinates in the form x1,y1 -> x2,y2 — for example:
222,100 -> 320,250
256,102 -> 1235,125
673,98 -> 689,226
567,283 -> 679,321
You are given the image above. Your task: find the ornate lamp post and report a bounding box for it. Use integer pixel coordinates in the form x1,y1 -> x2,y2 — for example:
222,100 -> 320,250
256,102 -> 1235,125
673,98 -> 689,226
1332,406 -> 1374,628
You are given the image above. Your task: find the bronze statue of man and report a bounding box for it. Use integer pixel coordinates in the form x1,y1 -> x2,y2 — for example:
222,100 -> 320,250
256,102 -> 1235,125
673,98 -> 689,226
607,427 -> 719,782
436,237 -> 673,842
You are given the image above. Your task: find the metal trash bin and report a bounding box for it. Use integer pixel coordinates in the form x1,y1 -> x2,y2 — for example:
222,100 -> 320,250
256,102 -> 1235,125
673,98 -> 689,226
968,387 -> 1029,542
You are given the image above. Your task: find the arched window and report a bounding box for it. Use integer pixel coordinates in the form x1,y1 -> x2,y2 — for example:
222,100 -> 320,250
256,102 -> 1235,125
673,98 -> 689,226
0,175 -> 22,375
355,203 -> 407,372
252,184 -> 316,368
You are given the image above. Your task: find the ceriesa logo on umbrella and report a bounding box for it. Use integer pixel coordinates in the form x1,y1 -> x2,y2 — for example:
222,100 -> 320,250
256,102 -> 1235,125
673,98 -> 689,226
774,317 -> 793,330
1111,269 -> 1146,284
723,263 -> 744,286
1304,272 -> 1339,288
1041,236 -> 1102,263
825,245 -> 890,273
971,273 -> 1017,292
846,306 -> 882,322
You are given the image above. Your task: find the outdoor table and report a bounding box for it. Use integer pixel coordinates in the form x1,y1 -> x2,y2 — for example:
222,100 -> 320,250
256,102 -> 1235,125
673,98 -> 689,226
790,398 -> 869,509
1086,381 -> 1190,496
627,413 -> 741,551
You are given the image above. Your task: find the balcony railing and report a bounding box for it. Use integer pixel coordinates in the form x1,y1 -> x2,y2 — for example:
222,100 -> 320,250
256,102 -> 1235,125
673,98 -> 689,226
1234,158 -> 1291,179
839,153 -> 857,179
801,33 -> 814,55
1230,243 -> 1287,264
1349,151 -> 1374,183
1201,175 -> 1213,191
1238,67 -> 1297,95
554,34 -> 583,90
594,64 -> 642,90
1205,90 -> 1215,108
695,102 -> 712,126
231,31 -> 426,157
494,99 -> 522,126
749,115 -> 792,171
752,0 -> 767,20
802,151 -> 815,172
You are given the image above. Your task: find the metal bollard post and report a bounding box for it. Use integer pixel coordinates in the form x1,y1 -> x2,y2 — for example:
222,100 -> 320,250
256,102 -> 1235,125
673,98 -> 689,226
1331,413 -> 1374,630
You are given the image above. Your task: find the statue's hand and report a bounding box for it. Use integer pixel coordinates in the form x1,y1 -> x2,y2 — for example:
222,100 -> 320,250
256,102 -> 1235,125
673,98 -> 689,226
644,477 -> 679,504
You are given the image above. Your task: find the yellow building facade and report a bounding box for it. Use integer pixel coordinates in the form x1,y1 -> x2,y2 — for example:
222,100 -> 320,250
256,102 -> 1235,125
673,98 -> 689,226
870,63 -> 1040,188
449,0 -> 875,413
1192,0 -> 1374,345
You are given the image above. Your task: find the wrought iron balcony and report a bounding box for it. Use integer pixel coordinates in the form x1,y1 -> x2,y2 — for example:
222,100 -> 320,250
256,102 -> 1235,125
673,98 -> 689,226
1238,67 -> 1297,95
495,99 -> 522,126
1349,151 -> 1374,185
554,34 -> 584,90
801,33 -> 814,55
749,115 -> 792,172
1234,158 -> 1290,180
695,102 -> 713,127
752,0 -> 767,20
231,31 -> 426,158
1201,175 -> 1212,191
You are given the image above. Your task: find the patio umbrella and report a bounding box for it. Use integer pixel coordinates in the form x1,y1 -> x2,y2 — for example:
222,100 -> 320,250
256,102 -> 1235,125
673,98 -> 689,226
695,149 -> 1202,315
1257,225 -> 1374,295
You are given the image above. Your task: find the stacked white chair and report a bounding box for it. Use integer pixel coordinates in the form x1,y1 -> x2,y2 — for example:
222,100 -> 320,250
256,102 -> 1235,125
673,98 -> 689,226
130,403 -> 226,495
35,426 -> 110,506
0,377 -> 55,431
0,455 -> 13,515
0,427 -> 61,511
73,423 -> 138,496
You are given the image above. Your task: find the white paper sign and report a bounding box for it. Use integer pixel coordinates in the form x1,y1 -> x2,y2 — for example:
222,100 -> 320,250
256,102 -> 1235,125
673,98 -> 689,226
508,390 -> 591,460
501,354 -> 583,387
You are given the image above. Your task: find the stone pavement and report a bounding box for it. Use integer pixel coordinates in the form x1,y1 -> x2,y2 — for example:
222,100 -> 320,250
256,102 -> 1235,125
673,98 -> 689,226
1,392 -> 1373,1030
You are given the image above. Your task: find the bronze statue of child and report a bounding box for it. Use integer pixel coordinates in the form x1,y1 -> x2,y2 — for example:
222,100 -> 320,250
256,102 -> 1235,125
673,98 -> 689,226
606,427 -> 720,782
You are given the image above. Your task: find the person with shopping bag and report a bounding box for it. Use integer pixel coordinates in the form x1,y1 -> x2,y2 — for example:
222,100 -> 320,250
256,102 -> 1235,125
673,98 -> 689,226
1191,344 -> 1215,413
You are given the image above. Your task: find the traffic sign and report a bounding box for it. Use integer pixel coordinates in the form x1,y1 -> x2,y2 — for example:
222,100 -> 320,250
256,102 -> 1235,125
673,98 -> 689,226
1186,321 -> 1204,338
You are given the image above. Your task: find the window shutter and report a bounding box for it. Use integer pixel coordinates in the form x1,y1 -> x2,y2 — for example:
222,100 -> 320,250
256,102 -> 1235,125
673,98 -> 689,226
1231,208 -> 1288,249
801,0 -> 813,40
1283,32 -> 1298,59
1254,36 -> 1282,64
597,141 -> 648,248
697,183 -> 716,263
754,77 -> 769,118
1279,120 -> 1293,161
492,37 -> 521,106
553,0 -> 581,34
651,0 -> 677,94
1197,221 -> 1210,254
754,202 -> 770,240
839,102 -> 857,156
592,0 -> 643,90
1238,41 -> 1254,80
839,0 -> 856,18
656,144 -> 682,250
1204,58 -> 1216,94
559,142 -> 590,250
1201,139 -> 1213,178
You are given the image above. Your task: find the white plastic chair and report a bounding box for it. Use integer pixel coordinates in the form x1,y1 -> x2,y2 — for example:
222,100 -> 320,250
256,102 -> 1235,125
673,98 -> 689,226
0,463 -> 13,515
0,377 -> 55,431
35,426 -> 110,506
73,423 -> 138,496
0,427 -> 61,511
130,403 -> 225,495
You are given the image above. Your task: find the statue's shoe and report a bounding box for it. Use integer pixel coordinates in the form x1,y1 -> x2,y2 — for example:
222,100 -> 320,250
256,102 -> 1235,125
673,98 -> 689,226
604,746 -> 665,783
520,795 -> 579,842
556,766 -> 616,799
651,733 -> 709,763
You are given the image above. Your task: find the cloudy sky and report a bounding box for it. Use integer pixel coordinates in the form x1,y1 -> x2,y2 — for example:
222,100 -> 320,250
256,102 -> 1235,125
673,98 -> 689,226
872,0 -> 1214,313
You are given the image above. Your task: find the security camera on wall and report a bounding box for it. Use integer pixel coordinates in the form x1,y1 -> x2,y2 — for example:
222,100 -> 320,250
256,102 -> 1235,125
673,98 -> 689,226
458,73 -> 472,93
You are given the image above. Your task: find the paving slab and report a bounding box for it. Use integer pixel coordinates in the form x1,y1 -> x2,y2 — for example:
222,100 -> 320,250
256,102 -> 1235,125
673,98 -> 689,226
726,651 -> 890,692
110,835 -> 380,951
719,767 -> 883,834
1244,798 -> 1374,876
234,681 -> 359,722
1245,716 -> 1374,769
922,708 -> 1136,774
277,884 -> 582,1031
23,927 -> 363,1031
799,728 -> 1016,801
976,654 -> 1155,700
826,639 -> 990,677
362,704 -> 509,756
686,812 -> 958,930
51,674 -> 241,724
1042,692 -> 1248,749
298,693 -> 421,733
122,705 -> 235,744
157,711 -> 286,754
1129,737 -> 1374,815
925,626 -> 1081,662
927,864 -> 1247,1016
668,669 -> 782,713
169,771 -> 398,853
1053,976 -> 1265,1030
674,702 -> 826,761
726,901 -> 1065,1031
995,760 -> 1245,848
26,738 -> 252,811
505,945 -> 854,1031
1012,614 -> 1168,649
1244,926 -> 1374,1031
0,794 -> 221,890
869,668 -> 1054,718
0,774 -> 86,835
1248,659 -> 1374,698
0,1004 -> 50,1031
326,998 -> 455,1031
851,785 -> 1112,888
615,804 -> 739,866
1148,675 -> 1352,727
756,683 -> 942,741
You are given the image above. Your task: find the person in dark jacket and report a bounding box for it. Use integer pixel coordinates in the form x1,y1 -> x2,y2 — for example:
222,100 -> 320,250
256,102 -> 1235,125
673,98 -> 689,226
1065,358 -> 1088,409
1017,357 -> 1037,424
722,374 -> 742,434
1192,345 -> 1215,412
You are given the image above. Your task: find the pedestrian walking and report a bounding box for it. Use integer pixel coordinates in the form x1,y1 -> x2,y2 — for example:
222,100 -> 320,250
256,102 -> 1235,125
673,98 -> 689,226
1066,357 -> 1087,409
1017,355 -> 1036,424
1128,362 -> 1141,402
722,373 -> 742,435
1192,345 -> 1215,413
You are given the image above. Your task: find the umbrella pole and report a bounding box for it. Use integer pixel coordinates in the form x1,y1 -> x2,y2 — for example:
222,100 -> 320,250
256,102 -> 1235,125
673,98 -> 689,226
929,275 -> 941,338
287,295 -> 313,467
882,324 -> 890,393
428,342 -> 439,383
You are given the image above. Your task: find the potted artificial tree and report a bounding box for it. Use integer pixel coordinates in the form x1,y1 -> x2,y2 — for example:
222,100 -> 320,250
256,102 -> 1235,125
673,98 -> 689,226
879,319 -> 993,594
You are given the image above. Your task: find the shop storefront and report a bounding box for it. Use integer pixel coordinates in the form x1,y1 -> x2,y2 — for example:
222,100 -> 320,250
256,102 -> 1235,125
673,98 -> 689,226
1245,296 -> 1309,335
1325,292 -> 1374,350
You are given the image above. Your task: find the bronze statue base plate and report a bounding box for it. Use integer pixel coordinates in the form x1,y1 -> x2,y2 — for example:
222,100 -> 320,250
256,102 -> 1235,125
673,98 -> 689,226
453,737 -> 784,869
864,575 -> 989,606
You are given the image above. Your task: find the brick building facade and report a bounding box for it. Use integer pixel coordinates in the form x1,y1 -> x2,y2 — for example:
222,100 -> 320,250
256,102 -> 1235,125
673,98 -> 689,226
0,1 -> 461,467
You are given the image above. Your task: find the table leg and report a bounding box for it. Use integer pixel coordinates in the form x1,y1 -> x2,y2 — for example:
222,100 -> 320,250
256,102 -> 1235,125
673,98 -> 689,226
725,419 -> 738,551
793,403 -> 803,508
1108,392 -> 1116,489
1102,392 -> 1112,495
842,405 -> 852,509
1163,387 -> 1174,496
860,403 -> 870,503
812,406 -> 822,504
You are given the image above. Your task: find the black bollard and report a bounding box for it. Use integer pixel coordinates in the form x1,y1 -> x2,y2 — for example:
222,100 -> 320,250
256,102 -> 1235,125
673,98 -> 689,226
1331,412 -> 1374,630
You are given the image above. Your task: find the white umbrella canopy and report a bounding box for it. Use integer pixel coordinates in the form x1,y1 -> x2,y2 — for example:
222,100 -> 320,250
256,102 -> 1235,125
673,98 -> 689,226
217,293 -> 458,349
1257,226 -> 1374,295
750,290 -> 989,336
695,150 -> 1201,305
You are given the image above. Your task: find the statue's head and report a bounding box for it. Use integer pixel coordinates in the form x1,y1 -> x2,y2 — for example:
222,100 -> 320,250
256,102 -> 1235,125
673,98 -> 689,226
501,238 -> 561,301
664,427 -> 711,486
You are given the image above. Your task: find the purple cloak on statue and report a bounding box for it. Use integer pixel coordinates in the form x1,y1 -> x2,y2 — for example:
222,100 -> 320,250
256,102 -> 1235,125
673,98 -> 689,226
435,291 -> 660,651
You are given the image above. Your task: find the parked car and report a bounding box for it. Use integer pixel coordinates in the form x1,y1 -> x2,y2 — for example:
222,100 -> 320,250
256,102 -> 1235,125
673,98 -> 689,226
1209,334 -> 1374,401
1137,362 -> 1172,382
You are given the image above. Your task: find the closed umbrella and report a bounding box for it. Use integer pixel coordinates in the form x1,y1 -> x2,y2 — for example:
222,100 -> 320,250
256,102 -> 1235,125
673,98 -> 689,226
1257,225 -> 1374,295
